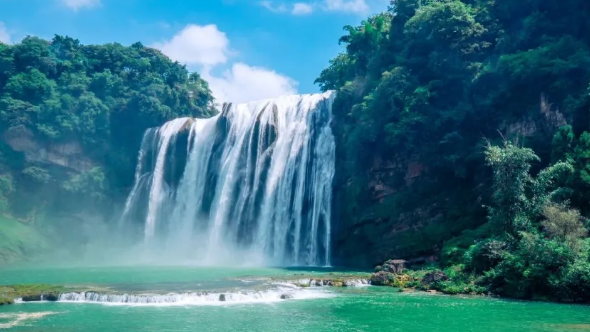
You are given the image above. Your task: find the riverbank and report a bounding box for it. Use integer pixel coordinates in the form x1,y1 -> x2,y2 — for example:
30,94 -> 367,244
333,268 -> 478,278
1,265 -> 589,332
1,264 -> 586,307
0,284 -> 65,305
0,271 -> 474,306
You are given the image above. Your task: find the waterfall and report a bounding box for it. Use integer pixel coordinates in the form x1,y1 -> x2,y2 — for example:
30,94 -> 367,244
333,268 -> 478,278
120,92 -> 336,266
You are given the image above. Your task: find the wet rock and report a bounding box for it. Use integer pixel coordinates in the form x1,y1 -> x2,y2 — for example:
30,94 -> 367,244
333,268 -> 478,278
280,294 -> 293,300
421,271 -> 449,285
370,271 -> 395,286
44,294 -> 58,302
21,294 -> 42,302
218,294 -> 226,302
382,259 -> 406,274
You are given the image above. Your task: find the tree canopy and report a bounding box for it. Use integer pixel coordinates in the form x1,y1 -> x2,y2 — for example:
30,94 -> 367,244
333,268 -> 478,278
0,35 -> 215,219
323,0 -> 590,301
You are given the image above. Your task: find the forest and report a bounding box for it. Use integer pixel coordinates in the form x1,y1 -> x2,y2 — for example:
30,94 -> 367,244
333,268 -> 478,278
0,36 -> 215,259
320,0 -> 590,301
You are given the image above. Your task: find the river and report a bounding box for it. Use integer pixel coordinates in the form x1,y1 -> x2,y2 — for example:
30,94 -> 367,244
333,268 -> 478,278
1,266 -> 589,331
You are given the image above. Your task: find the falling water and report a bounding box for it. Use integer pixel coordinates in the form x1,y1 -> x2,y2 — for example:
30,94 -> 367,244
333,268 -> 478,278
120,92 -> 336,266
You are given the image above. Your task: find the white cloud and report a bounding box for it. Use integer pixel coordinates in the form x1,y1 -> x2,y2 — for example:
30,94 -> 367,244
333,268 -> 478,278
153,24 -> 229,67
292,3 -> 313,15
154,24 -> 298,104
261,0 -> 368,15
259,1 -> 287,13
0,22 -> 10,44
324,0 -> 368,13
61,0 -> 101,11
203,63 -> 298,104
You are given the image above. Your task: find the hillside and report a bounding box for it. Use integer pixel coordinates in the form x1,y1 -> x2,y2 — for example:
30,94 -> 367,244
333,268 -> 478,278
321,0 -> 590,301
0,36 -> 216,262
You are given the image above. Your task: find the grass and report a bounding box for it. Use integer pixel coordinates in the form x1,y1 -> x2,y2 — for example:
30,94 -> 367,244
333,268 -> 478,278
0,284 -> 66,305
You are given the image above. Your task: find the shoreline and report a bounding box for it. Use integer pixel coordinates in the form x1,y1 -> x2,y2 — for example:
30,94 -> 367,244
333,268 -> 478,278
2,271 -> 589,306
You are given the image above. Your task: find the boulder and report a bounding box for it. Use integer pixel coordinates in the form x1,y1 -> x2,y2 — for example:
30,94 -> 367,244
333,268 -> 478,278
370,271 -> 395,286
280,294 -> 293,300
218,294 -> 226,302
421,271 -> 449,285
382,259 -> 406,274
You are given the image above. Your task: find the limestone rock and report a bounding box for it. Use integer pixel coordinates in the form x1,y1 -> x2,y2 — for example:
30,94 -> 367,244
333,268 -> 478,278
370,271 -> 394,286
3,125 -> 97,173
382,259 -> 406,274
21,294 -> 42,302
421,271 -> 449,285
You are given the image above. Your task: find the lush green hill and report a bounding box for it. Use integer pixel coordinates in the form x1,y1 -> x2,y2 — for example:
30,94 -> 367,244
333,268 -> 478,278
0,36 -> 215,263
321,0 -> 590,302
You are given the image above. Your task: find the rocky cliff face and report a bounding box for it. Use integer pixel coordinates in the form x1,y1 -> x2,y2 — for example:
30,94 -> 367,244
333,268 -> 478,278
331,151 -> 444,267
330,94 -> 565,268
3,126 -> 98,173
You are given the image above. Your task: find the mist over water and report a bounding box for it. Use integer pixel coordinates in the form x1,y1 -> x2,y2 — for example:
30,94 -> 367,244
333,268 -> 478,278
115,92 -> 336,267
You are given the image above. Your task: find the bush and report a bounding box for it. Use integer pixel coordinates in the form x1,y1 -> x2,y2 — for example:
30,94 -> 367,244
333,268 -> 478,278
541,202 -> 587,249
464,239 -> 507,273
62,167 -> 107,201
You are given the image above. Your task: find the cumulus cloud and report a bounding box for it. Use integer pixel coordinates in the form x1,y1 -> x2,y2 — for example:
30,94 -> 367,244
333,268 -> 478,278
154,24 -> 298,104
203,63 -> 298,104
61,0 -> 101,11
292,3 -> 313,15
0,22 -> 10,44
324,0 -> 369,13
152,24 -> 229,67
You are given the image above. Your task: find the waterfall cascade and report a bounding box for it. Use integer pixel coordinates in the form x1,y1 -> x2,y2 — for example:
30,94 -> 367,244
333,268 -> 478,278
120,92 -> 336,266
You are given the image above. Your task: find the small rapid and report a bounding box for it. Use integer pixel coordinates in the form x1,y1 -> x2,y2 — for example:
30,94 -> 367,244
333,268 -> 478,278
57,288 -> 333,306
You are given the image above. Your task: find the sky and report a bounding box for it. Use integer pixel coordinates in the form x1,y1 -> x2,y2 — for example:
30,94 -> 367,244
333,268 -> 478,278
0,0 -> 389,103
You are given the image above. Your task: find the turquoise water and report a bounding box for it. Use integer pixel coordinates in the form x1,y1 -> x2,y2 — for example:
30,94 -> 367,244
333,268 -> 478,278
1,266 -> 589,331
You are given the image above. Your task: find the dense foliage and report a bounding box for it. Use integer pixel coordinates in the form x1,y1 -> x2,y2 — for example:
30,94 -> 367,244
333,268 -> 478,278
0,36 -> 215,223
320,0 -> 590,301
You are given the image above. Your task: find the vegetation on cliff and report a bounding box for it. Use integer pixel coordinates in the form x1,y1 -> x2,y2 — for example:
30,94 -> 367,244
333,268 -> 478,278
320,0 -> 590,302
0,36 -> 215,261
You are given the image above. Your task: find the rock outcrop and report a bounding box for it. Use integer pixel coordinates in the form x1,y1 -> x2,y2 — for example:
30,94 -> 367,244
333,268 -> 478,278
370,271 -> 394,286
421,271 -> 449,285
3,126 -> 98,173
378,259 -> 406,274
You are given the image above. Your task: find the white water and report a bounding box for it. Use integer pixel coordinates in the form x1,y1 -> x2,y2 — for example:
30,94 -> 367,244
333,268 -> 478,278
292,279 -> 371,287
57,288 -> 333,306
120,92 -> 336,266
0,312 -> 58,329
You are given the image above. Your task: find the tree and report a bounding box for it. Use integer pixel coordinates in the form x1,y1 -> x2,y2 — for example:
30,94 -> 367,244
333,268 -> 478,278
0,35 -> 216,219
541,202 -> 587,249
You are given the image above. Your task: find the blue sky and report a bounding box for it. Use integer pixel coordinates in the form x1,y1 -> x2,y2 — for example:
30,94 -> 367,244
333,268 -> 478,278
0,0 -> 389,103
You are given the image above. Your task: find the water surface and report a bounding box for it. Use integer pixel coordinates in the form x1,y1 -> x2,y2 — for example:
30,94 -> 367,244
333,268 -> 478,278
1,266 -> 588,331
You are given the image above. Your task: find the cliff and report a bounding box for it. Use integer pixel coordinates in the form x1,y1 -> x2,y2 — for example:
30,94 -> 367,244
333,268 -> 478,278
321,0 -> 590,268
4,126 -> 98,173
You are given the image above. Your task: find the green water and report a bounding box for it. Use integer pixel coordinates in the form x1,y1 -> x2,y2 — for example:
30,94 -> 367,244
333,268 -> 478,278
1,266 -> 589,331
